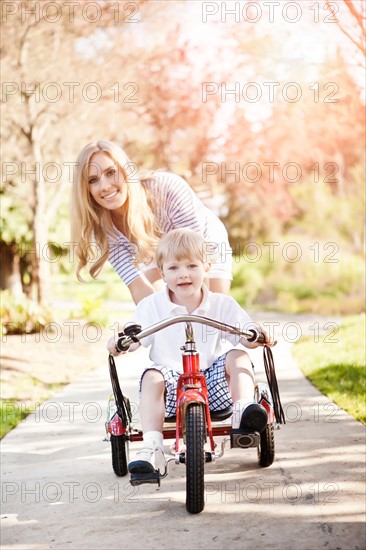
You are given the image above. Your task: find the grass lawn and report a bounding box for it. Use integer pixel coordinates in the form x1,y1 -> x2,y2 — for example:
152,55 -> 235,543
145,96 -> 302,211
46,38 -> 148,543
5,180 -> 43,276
0,400 -> 37,439
292,313 -> 366,424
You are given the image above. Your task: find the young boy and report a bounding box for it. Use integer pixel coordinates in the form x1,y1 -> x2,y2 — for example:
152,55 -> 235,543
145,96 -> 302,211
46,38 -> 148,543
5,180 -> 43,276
108,228 -> 273,475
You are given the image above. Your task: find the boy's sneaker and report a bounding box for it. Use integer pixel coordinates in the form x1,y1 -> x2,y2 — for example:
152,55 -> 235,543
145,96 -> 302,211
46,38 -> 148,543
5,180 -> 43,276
128,446 -> 166,474
238,403 -> 268,433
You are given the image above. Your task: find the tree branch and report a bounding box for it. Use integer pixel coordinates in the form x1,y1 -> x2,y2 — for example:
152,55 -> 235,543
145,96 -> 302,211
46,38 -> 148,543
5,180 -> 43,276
344,0 -> 365,30
325,0 -> 366,56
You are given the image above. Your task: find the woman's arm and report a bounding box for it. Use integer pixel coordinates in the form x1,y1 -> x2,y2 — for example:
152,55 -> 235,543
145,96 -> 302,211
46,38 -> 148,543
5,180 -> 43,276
128,274 -> 157,304
207,278 -> 231,294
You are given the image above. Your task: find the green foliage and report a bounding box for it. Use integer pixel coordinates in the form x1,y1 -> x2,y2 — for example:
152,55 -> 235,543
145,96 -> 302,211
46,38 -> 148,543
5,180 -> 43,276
51,264 -> 131,326
0,290 -> 54,335
51,265 -> 131,301
288,170 -> 365,254
69,296 -> 108,328
0,194 -> 31,245
231,236 -> 365,315
231,257 -> 265,307
292,314 -> 366,424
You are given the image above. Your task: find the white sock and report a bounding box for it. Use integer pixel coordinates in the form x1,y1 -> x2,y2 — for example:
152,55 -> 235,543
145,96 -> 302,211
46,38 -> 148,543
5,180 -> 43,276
143,431 -> 163,449
231,399 -> 253,429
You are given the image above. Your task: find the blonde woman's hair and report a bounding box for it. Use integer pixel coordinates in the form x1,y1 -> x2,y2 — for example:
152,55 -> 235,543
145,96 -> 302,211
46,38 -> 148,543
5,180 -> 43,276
70,140 -> 161,281
156,228 -> 206,271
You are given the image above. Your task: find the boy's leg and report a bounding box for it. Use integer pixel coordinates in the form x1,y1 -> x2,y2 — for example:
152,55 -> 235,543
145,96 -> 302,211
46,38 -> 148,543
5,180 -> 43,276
140,369 -> 165,433
225,348 -> 255,403
225,349 -> 268,432
129,369 -> 166,474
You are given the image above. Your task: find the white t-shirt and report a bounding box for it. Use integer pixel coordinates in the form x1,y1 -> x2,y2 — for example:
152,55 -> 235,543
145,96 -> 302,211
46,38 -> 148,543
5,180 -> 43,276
129,284 -> 255,373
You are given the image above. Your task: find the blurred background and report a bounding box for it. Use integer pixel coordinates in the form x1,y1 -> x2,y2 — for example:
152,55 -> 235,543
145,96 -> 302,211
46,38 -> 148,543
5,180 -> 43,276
1,0 -> 365,330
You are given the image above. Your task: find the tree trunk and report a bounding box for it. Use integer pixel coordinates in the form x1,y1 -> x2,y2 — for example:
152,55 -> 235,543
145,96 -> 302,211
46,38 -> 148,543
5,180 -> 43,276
0,242 -> 24,296
31,134 -> 50,305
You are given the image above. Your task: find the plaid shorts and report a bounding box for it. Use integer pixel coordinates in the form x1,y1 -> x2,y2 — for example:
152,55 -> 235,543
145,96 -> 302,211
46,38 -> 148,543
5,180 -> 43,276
139,353 -> 233,418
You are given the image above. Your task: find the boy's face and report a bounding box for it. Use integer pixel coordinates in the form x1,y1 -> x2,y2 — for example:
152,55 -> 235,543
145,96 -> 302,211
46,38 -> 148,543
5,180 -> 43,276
160,256 -> 210,303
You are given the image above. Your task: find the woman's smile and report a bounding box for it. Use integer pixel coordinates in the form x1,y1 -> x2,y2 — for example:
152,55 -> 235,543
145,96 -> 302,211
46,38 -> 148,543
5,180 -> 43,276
101,189 -> 120,200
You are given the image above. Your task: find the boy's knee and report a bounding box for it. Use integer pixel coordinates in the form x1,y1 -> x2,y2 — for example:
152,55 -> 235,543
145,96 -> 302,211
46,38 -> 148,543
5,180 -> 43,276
225,349 -> 253,374
141,369 -> 165,388
226,349 -> 250,364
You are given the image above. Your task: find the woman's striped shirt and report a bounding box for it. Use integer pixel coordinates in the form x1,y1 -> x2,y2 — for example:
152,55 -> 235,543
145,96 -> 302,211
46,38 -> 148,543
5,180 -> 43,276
108,171 -> 230,286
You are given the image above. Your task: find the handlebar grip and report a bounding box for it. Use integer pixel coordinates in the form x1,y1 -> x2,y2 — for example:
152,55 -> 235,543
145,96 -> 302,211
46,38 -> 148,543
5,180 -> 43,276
247,328 -> 266,345
123,323 -> 142,341
115,334 -> 131,353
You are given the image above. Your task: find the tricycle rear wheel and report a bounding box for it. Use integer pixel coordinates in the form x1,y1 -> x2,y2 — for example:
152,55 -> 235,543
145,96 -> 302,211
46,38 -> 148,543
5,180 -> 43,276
111,435 -> 128,476
258,422 -> 275,467
185,404 -> 205,514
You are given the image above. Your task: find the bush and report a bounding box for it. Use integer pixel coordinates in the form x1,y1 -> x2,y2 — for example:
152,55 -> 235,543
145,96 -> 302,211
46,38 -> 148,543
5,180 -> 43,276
69,296 -> 108,327
231,259 -> 264,306
0,290 -> 54,335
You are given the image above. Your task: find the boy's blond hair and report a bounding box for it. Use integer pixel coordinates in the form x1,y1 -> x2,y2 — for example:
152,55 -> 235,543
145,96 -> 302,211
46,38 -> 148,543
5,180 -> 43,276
156,229 -> 206,270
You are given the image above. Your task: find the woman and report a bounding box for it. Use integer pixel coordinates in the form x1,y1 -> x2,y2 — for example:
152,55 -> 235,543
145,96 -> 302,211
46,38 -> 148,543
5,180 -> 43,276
70,140 -> 232,304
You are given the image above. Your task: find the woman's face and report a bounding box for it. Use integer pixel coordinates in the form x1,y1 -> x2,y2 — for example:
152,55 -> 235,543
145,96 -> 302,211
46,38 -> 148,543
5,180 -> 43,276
87,151 -> 128,210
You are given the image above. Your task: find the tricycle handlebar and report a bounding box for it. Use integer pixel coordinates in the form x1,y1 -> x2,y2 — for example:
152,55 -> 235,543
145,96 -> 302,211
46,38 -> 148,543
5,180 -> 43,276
115,314 -> 267,352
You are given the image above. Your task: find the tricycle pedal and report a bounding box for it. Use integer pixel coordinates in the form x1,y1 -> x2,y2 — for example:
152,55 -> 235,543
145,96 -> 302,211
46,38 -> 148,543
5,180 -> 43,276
231,429 -> 260,448
130,471 -> 161,486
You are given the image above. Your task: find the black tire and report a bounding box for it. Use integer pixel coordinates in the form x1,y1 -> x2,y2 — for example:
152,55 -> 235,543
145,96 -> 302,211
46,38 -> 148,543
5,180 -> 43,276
185,404 -> 205,514
258,422 -> 275,467
111,435 -> 128,477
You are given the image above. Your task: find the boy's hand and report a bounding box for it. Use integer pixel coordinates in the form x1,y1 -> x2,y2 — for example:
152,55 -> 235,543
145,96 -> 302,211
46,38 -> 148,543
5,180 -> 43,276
262,329 -> 276,347
107,322 -> 142,355
107,332 -> 130,355
243,328 -> 276,349
253,329 -> 276,347
107,334 -> 129,356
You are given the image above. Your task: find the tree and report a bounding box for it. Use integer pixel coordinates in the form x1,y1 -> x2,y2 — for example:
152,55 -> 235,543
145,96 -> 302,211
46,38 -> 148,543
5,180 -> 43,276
325,0 -> 366,58
219,48 -> 365,243
1,0 -> 146,303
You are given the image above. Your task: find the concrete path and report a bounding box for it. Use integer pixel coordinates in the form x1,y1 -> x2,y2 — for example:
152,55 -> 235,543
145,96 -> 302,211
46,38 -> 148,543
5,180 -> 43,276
1,317 -> 365,550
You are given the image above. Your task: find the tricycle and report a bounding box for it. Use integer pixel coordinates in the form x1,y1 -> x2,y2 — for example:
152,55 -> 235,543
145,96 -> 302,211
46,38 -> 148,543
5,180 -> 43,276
105,314 -> 285,514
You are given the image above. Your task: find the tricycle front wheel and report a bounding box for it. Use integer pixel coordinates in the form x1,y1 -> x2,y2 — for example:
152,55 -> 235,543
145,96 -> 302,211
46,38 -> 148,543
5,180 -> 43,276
185,404 -> 205,514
